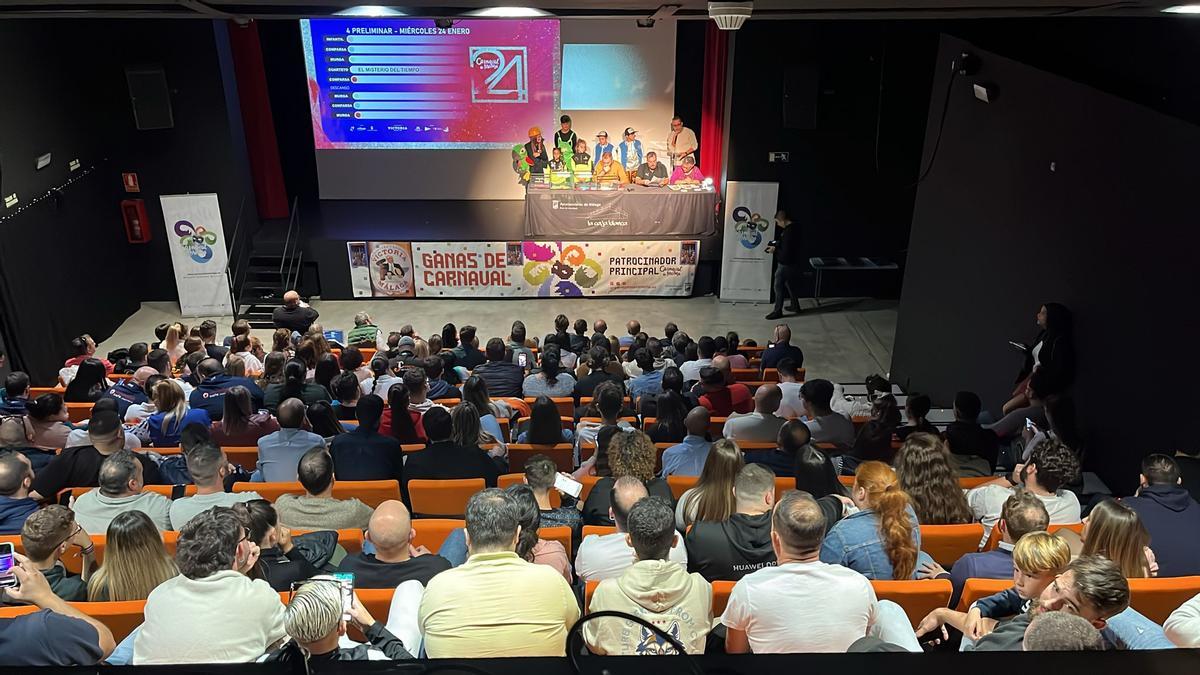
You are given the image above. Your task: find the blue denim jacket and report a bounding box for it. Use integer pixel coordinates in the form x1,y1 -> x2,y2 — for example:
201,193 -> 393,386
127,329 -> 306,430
819,506 -> 932,579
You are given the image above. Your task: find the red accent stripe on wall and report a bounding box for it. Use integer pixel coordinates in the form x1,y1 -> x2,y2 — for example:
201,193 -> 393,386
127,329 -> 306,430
228,20 -> 289,219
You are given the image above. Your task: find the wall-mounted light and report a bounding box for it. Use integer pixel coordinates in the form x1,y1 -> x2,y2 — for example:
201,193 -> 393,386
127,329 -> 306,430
334,5 -> 405,16
1162,5 -> 1200,12
464,6 -> 552,17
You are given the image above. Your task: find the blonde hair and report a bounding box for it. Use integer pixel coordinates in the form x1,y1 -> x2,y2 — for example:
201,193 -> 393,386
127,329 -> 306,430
1081,500 -> 1152,578
87,511 -> 178,601
412,338 -> 430,360
284,580 -> 343,644
1012,530 -> 1071,575
854,460 -> 918,580
685,439 -> 744,524
152,379 -> 187,431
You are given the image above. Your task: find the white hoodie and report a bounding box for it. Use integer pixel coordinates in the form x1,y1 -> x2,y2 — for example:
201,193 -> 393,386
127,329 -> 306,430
583,559 -> 712,655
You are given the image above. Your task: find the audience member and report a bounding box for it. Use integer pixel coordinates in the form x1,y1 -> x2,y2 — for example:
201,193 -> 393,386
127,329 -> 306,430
380,382 -> 426,444
800,379 -> 855,447
1122,453 -> 1200,576
0,451 -> 38,534
1165,592 -> 1200,647
25,393 -> 72,451
20,505 -> 94,601
63,358 -> 110,403
645,388 -> 688,443
845,394 -> 903,470
256,398 -> 326,482
449,325 -> 486,371
574,345 -> 626,399
188,358 -> 264,421
744,419 -> 810,477
722,491 -> 877,653
134,506 -> 286,663
418,489 -> 579,657
1079,499 -> 1155,578
267,578 -> 413,662
423,356 -> 460,401
582,430 -> 673,526
575,381 -> 635,458
627,348 -> 664,401
226,334 -> 264,375
686,464 -> 778,581
169,442 -> 261,530
30,410 -> 161,502
661,408 -> 713,477
115,341 -> 150,374
584,496 -> 712,654
723,384 -> 786,442
0,418 -> 52,473
523,454 -> 583,534
272,290 -> 319,334
679,336 -> 716,383
459,376 -> 507,445
506,321 -> 537,371
71,450 -> 171,532
944,390 -> 1001,474
894,433 -> 973,525
522,345 -> 576,398
517,395 -> 574,444
210,385 -> 280,447
307,400 -> 345,439
759,324 -> 805,371
69,398 -> 142,452
328,394 -> 403,482
403,406 -> 502,505
87,510 -> 179,602
363,356 -> 400,398
144,379 -> 210,447
1023,611 -> 1104,651
946,490 -> 1049,608
101,367 -> 154,418
275,448 -> 373,530
773,358 -> 805,418
895,393 -> 938,441
0,554 -> 115,665
263,359 -> 332,413
346,311 -> 386,349
440,483 -> 572,581
577,477 -> 688,581
967,438 -> 1081,541
697,366 -> 753,417
676,439 -> 744,530
821,461 -> 923,580
233,499 -> 319,591
338,500 -> 451,587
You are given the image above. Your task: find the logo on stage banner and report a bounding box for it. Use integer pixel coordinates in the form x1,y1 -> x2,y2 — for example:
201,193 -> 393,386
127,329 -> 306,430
160,194 -> 233,317
347,242 -> 415,298
174,220 -> 219,263
732,206 -> 771,249
719,182 -> 779,302
469,46 -> 528,103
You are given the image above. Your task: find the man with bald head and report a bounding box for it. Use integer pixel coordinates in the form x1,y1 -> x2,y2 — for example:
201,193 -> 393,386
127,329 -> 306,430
593,319 -> 608,335
761,323 -> 804,372
575,476 -> 687,582
723,383 -> 787,442
255,398 -> 326,482
0,451 -> 38,534
661,407 -> 712,477
273,290 -> 320,334
619,320 -> 640,348
338,500 -> 451,588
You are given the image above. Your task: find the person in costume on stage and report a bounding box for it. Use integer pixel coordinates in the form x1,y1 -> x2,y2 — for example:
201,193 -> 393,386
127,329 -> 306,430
593,131 -> 615,170
666,116 -> 698,168
593,152 -> 629,185
548,147 -> 566,172
553,115 -> 579,166
634,151 -> 669,186
523,127 -> 551,176
572,140 -> 592,178
617,127 -> 643,173
669,155 -> 705,185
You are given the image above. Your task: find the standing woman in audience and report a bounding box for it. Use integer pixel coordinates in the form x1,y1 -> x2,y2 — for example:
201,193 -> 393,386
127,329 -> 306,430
894,433 -> 973,525
522,345 -> 576,398
821,460 -> 923,579
844,394 -> 902,472
306,401 -> 345,441
88,511 -> 179,602
263,359 -> 332,413
1079,499 -> 1157,578
64,358 -> 110,402
518,395 -> 573,445
646,390 -> 688,444
146,379 -> 211,447
211,385 -> 279,447
26,393 -> 73,450
226,335 -> 264,375
380,382 -> 426,444
162,323 -> 187,367
675,438 -> 743,530
462,375 -> 509,444
1005,302 -> 1074,414
271,329 -> 294,359
256,351 -> 286,391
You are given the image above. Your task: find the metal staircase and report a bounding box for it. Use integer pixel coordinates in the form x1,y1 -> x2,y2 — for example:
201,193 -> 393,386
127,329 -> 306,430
226,198 -> 303,329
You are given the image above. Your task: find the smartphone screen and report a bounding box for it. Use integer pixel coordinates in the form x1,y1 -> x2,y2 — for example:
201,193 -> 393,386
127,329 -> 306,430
0,543 -> 16,589
332,572 -> 354,620
553,473 -> 583,499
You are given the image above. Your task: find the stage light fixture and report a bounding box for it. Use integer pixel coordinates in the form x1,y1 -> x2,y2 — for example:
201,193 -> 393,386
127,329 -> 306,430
334,5 -> 405,16
464,6 -> 552,16
434,17 -> 455,28
636,18 -> 656,27
708,1 -> 752,30
1162,4 -> 1200,11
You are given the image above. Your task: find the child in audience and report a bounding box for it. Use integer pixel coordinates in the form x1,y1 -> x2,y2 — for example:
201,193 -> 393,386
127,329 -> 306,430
915,531 -> 1070,643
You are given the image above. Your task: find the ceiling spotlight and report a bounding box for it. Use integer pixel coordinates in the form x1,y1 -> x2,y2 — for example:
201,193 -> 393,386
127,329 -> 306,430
1162,4 -> 1200,10
636,17 -> 656,27
434,17 -> 455,28
334,5 -> 405,16
708,1 -> 752,30
464,6 -> 552,16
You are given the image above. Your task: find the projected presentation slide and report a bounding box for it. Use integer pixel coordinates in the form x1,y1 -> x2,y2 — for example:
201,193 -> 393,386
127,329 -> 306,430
301,19 -> 560,149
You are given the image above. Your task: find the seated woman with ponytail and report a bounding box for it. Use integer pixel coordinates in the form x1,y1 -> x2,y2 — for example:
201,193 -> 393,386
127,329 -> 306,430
378,382 -> 426,444
820,460 -> 930,580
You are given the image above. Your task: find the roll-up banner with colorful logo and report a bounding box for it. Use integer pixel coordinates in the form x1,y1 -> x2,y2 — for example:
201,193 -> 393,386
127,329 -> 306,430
347,240 -> 699,298
160,194 -> 234,316
718,181 -> 779,302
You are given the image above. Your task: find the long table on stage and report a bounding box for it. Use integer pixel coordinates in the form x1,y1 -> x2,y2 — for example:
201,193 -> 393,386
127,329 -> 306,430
524,183 -> 718,239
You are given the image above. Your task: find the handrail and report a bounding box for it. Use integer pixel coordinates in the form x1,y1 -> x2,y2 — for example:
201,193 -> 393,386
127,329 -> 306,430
281,198 -> 302,292
223,195 -> 247,320
278,196 -> 300,282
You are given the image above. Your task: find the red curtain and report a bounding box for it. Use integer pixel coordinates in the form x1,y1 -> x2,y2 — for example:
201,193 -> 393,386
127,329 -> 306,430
228,20 -> 290,220
699,23 -> 731,188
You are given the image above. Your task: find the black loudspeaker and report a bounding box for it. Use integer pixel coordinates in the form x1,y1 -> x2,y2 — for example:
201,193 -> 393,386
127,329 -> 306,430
125,65 -> 174,130
782,63 -> 819,130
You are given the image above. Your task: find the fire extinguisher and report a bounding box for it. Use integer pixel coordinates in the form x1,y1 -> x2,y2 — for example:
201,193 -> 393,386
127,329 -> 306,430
121,199 -> 151,244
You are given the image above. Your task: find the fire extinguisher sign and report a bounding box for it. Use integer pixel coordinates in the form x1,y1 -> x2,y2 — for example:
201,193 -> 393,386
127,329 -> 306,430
122,173 -> 140,193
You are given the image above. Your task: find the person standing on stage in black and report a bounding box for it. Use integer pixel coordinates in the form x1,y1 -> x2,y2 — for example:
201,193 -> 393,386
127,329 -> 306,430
765,210 -> 803,320
553,115 -> 578,159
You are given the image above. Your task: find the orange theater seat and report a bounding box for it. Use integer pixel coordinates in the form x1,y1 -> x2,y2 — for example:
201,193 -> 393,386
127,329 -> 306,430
233,480 -> 400,509
983,522 -> 1084,552
507,443 -> 574,473
408,479 -> 484,517
162,530 -> 179,557
920,524 -> 985,567
1128,576 -> 1200,624
959,476 -> 995,490
582,525 -> 616,539
712,580 -> 735,615
735,441 -> 777,452
223,446 -> 259,469
0,601 -> 148,643
774,476 -> 796,501
872,579 -> 953,628
709,417 -> 728,438
66,402 -> 94,423
666,475 -> 698,500
838,475 -> 856,487
497,473 -> 560,507
523,397 -> 575,419
538,526 -> 572,555
410,519 -> 465,551
956,578 -> 1012,611
579,474 -> 603,501
29,387 -> 64,398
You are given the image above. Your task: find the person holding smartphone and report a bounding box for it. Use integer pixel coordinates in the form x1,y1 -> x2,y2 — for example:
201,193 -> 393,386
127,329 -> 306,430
267,580 -> 413,662
0,551 -> 116,665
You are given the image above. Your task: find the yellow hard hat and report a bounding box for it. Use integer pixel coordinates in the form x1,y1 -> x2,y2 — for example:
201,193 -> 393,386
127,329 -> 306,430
528,126 -> 542,137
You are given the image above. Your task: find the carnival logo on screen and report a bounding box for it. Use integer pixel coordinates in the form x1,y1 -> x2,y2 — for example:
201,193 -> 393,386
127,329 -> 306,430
469,46 -> 528,103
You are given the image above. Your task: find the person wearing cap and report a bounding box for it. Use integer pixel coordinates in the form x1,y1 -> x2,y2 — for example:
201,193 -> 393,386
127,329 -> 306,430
28,410 -> 163,502
593,131 -> 615,170
667,115 -> 698,168
634,151 -> 669,186
553,115 -> 578,167
522,127 -> 551,176
102,366 -> 157,418
617,128 -> 643,173
669,155 -> 706,185
571,140 -> 592,178
391,336 -> 417,369
593,152 -> 629,185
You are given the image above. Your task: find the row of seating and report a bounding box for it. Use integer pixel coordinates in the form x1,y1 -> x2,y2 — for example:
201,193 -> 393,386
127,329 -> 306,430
4,573 -> 1195,643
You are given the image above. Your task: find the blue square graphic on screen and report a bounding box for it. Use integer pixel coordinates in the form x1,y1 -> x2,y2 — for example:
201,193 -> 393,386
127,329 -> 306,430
561,44 -> 650,110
